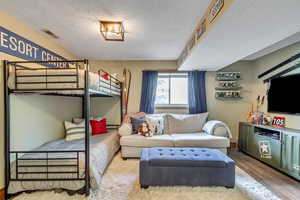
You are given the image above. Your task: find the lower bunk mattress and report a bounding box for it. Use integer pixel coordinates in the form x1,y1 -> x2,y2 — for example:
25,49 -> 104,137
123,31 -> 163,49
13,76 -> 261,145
8,130 -> 120,194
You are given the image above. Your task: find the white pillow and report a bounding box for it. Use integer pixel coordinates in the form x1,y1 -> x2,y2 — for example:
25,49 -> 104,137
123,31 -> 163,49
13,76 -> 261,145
145,115 -> 165,135
65,121 -> 85,141
118,123 -> 132,136
165,112 -> 208,134
73,117 -> 103,134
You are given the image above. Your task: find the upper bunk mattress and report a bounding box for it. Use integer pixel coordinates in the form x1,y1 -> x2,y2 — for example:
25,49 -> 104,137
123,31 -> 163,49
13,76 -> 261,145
8,129 -> 120,194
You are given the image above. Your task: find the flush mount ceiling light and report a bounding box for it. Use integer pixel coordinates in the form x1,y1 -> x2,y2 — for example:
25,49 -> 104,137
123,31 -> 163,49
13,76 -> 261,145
100,21 -> 125,41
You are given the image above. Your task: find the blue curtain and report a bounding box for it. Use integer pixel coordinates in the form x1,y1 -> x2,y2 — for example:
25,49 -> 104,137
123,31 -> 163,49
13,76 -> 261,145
139,71 -> 158,114
188,71 -> 207,114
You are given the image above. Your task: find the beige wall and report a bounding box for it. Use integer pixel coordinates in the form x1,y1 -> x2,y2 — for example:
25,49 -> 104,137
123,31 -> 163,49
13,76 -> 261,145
89,60 -> 178,114
207,41 -> 300,142
250,41 -> 300,130
206,61 -> 255,142
0,11 -> 78,188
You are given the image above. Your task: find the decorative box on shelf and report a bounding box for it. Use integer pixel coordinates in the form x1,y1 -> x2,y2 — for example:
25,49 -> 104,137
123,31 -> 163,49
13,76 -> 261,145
215,72 -> 242,100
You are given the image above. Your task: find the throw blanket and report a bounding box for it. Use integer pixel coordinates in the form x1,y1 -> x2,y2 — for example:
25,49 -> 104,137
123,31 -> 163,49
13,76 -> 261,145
202,120 -> 232,139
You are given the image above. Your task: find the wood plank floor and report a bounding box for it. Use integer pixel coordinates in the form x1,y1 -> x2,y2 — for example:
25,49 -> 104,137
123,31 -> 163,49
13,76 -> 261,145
228,149 -> 300,200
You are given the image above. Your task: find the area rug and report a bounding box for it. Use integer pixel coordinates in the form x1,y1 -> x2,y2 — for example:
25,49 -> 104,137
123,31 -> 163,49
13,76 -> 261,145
12,153 -> 281,200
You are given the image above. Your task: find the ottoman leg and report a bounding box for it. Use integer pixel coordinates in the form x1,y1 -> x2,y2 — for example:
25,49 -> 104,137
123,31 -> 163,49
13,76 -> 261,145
141,185 -> 149,189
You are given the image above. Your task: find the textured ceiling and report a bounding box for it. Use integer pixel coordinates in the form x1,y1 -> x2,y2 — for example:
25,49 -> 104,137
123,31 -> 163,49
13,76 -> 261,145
1,0 -> 211,60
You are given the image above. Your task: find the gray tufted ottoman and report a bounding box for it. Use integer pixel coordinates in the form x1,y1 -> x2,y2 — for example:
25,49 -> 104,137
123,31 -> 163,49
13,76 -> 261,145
140,147 -> 235,188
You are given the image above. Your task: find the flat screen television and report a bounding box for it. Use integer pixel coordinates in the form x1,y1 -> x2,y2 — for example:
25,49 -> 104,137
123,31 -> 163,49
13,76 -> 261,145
268,74 -> 300,115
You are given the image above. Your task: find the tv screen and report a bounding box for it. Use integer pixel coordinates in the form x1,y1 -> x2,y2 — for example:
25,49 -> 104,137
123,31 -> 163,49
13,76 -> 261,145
268,74 -> 300,114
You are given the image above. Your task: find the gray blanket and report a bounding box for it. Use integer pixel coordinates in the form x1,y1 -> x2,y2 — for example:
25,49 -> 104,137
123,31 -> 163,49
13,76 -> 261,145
8,130 -> 120,194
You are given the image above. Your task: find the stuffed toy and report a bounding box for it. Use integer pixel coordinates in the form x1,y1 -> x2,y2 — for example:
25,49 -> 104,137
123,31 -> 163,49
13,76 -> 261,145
137,122 -> 153,137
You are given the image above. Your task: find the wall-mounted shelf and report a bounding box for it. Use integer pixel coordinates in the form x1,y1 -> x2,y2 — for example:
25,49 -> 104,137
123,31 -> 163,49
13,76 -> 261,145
215,72 -> 242,100
215,86 -> 242,91
215,96 -> 243,101
216,78 -> 242,81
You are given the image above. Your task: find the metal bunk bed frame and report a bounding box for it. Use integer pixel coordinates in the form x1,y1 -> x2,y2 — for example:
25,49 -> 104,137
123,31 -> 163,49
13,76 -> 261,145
3,59 -> 123,199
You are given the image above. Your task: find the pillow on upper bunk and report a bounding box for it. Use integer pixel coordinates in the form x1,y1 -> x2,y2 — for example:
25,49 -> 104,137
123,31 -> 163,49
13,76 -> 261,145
64,121 -> 85,141
90,119 -> 108,135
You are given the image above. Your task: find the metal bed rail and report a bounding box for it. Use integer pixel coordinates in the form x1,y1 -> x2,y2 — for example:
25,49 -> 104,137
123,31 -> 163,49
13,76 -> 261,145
98,69 -> 122,96
9,150 -> 85,181
10,63 -> 82,92
7,63 -> 123,97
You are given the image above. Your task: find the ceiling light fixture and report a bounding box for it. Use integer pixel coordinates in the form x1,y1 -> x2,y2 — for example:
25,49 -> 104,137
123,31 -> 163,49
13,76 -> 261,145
100,21 -> 125,41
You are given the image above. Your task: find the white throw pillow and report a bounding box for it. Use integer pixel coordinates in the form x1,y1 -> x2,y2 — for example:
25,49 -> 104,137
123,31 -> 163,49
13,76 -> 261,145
73,117 -> 103,134
118,123 -> 132,136
165,112 -> 208,134
65,121 -> 85,141
145,114 -> 165,135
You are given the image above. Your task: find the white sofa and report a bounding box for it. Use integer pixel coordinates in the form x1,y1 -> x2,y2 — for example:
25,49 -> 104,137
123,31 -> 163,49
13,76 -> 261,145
119,113 -> 231,159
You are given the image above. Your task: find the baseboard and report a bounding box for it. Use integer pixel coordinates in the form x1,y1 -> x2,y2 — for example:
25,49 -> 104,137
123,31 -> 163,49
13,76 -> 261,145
0,188 -> 4,200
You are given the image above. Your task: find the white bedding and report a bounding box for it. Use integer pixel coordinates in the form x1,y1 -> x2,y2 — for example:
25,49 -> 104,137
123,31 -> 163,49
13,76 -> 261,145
8,130 -> 120,194
8,68 -> 121,96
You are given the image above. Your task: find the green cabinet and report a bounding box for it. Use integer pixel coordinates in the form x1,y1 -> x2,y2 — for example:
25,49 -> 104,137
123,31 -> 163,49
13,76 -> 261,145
239,122 -> 300,181
281,131 -> 300,180
238,123 -> 249,152
238,123 -> 259,157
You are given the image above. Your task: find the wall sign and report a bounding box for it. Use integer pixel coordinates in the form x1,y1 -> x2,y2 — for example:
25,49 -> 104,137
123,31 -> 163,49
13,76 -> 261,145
209,0 -> 224,23
177,0 -> 234,67
0,26 -> 67,68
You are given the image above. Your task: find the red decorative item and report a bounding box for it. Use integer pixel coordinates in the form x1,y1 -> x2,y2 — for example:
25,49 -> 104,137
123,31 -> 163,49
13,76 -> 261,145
101,73 -> 109,80
90,119 -> 107,135
271,116 -> 286,128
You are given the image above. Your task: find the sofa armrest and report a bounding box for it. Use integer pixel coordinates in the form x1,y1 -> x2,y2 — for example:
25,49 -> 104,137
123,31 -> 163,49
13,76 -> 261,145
202,120 -> 232,139
118,123 -> 132,136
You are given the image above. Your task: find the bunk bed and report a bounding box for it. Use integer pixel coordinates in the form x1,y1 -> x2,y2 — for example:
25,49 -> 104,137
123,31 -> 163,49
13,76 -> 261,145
3,59 -> 123,198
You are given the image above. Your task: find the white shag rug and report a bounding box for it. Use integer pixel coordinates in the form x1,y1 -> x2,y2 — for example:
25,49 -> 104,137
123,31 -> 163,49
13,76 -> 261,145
12,153 -> 281,200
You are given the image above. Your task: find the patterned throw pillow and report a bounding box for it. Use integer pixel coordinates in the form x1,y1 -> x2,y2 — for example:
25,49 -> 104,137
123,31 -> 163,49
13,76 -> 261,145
72,116 -> 103,134
145,117 -> 163,135
146,114 -> 165,135
65,121 -> 85,141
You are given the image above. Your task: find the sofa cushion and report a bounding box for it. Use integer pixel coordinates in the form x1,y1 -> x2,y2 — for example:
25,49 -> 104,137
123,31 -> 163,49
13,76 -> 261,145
171,133 -> 229,148
165,113 -> 208,134
120,134 -> 174,147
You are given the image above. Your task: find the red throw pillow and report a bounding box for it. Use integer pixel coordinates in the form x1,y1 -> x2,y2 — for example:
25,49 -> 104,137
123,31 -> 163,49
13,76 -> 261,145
90,119 -> 107,135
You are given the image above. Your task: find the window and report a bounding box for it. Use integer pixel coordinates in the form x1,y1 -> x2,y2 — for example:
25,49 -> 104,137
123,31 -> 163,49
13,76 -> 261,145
155,73 -> 188,106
